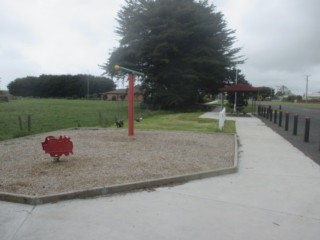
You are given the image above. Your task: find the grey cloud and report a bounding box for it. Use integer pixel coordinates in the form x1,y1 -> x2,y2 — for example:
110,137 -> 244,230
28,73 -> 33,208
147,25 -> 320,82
242,1 -> 320,70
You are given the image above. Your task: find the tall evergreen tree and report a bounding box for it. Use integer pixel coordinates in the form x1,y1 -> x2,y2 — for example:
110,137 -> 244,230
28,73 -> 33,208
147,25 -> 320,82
104,0 -> 244,109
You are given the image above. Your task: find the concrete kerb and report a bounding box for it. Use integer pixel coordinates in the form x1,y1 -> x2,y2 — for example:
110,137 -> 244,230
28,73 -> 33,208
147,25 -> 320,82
0,134 -> 238,205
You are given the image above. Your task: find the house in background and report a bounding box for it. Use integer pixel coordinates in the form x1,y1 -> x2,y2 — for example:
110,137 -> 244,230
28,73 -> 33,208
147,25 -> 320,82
0,90 -> 9,102
308,91 -> 320,100
104,87 -> 143,101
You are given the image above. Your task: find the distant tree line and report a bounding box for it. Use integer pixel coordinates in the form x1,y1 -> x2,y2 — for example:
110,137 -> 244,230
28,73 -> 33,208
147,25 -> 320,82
7,74 -> 116,98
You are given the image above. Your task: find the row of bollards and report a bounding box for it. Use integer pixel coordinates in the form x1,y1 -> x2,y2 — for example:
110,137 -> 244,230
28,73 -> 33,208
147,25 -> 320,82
257,105 -> 311,143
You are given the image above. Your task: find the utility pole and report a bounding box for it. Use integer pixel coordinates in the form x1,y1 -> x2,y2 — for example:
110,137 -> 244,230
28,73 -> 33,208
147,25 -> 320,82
305,75 -> 310,103
0,77 -> 2,91
233,68 -> 238,113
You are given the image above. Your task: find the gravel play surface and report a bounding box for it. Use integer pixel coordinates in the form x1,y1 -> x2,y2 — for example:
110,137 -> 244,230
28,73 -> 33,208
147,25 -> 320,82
0,128 -> 235,196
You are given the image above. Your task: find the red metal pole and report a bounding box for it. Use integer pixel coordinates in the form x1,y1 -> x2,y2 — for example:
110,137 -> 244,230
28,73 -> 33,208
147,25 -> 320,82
128,74 -> 134,136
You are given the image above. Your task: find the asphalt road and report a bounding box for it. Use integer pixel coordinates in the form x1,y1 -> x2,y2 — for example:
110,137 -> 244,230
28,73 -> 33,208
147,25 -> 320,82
257,102 -> 320,165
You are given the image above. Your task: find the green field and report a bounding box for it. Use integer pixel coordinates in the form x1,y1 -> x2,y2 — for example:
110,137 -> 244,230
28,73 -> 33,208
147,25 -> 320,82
0,99 -> 235,141
0,99 -> 128,140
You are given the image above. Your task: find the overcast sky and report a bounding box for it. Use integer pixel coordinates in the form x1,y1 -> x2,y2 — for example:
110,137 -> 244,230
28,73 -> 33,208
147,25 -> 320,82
0,0 -> 319,95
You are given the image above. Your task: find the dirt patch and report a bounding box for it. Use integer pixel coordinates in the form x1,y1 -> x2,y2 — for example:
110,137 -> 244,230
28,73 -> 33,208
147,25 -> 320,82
0,128 -> 235,196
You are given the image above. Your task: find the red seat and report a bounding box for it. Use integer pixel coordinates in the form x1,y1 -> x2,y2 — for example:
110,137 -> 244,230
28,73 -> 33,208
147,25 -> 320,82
42,135 -> 73,158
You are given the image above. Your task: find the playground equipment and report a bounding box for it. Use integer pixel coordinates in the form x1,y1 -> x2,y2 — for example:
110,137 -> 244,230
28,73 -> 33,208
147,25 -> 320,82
115,94 -> 125,128
114,65 -> 144,136
42,136 -> 73,162
115,119 -> 124,128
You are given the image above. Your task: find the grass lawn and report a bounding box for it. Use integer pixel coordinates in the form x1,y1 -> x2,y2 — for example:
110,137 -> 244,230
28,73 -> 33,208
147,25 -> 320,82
135,112 -> 235,133
0,99 -> 235,141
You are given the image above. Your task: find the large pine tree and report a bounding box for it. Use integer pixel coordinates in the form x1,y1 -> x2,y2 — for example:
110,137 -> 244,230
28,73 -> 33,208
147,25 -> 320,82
104,0 -> 244,109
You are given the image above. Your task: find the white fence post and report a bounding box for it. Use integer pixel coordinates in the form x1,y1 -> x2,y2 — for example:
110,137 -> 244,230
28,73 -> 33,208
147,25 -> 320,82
219,107 -> 226,130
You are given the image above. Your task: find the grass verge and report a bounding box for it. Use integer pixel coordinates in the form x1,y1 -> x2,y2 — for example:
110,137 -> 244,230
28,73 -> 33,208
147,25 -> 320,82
135,112 -> 235,133
262,101 -> 320,109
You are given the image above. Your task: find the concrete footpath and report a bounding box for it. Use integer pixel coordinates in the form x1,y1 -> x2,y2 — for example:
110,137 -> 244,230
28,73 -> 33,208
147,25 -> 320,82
1,114 -> 320,240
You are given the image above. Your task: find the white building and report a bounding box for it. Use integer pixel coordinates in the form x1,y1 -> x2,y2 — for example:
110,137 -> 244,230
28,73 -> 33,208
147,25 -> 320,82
308,91 -> 320,100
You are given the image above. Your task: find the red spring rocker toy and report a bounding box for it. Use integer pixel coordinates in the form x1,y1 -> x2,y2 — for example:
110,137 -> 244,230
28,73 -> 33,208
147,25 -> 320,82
42,136 -> 73,162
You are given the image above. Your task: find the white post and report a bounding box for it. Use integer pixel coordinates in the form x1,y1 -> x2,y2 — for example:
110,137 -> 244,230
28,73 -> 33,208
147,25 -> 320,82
219,107 -> 226,130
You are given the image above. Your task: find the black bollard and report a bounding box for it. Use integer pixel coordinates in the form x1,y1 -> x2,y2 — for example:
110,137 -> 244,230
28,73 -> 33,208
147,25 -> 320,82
285,113 -> 289,131
304,118 -> 310,142
279,111 -> 282,127
269,109 -> 273,121
293,115 -> 298,135
274,110 -> 277,124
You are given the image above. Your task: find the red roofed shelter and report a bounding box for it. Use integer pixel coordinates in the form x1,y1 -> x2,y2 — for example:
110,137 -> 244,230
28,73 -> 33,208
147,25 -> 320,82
220,83 -> 258,92
220,83 -> 259,113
